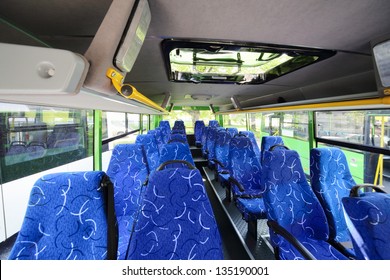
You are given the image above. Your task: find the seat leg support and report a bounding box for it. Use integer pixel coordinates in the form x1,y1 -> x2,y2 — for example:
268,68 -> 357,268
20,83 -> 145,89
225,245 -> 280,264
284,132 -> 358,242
248,219 -> 258,238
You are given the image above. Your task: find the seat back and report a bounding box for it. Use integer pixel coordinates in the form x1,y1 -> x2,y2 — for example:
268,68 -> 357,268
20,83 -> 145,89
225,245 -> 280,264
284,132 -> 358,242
159,120 -> 171,132
310,147 -> 356,242
147,129 -> 164,150
215,130 -> 232,173
173,120 -> 186,133
229,136 -> 262,195
8,171 -> 113,260
136,134 -> 160,172
262,149 -> 330,258
342,186 -> 390,259
226,127 -> 238,138
239,131 -> 260,158
194,120 -> 205,145
168,133 -> 188,144
260,136 -> 284,164
126,163 -> 223,259
159,142 -> 195,168
208,120 -> 219,127
201,126 -> 210,157
106,144 -> 149,259
206,126 -> 220,164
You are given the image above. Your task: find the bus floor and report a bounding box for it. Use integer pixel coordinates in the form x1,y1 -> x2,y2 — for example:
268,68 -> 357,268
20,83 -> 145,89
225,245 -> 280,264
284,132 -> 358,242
201,166 -> 275,260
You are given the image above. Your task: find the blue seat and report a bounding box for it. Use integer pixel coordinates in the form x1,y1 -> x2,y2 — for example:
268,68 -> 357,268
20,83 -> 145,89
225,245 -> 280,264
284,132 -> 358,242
173,120 -> 186,133
148,129 -> 164,150
262,148 -> 348,260
213,129 -> 232,187
226,127 -> 238,138
106,144 -> 149,259
159,120 -> 171,132
136,134 -> 160,172
194,120 -> 205,147
201,126 -> 210,158
168,133 -> 187,143
342,185 -> 390,260
159,142 -> 195,168
206,126 -> 223,169
126,161 -> 224,260
260,136 -> 284,164
228,135 -> 267,236
208,120 -> 219,127
239,131 -> 260,158
8,171 -> 116,260
310,147 -> 356,256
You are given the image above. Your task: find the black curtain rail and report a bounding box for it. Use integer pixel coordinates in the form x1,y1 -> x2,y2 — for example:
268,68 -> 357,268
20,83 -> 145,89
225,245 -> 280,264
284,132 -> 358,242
315,137 -> 390,156
102,129 -> 142,145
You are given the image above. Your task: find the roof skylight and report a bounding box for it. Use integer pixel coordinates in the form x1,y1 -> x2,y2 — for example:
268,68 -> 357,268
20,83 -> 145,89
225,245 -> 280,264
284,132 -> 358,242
162,40 -> 336,85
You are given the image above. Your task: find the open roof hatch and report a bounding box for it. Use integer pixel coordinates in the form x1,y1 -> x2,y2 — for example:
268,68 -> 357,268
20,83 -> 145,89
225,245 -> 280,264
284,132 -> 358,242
162,39 -> 336,85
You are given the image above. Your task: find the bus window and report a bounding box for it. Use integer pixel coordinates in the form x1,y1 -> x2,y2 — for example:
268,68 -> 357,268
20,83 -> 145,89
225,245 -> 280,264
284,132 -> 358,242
102,112 -> 140,150
163,107 -> 214,134
223,113 -> 246,131
316,110 -> 390,190
0,102 -> 93,184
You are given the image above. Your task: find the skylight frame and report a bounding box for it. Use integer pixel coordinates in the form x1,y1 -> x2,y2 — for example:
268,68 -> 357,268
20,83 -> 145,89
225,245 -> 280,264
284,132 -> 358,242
162,39 -> 336,85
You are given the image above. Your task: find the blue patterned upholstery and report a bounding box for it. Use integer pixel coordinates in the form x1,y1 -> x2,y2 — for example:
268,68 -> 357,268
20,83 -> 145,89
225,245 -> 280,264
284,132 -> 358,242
260,136 -> 284,164
208,120 -> 219,127
171,128 -> 186,135
262,149 -> 348,260
136,134 -> 160,172
206,127 -> 223,168
229,136 -> 263,197
201,126 -> 210,158
173,120 -> 186,133
239,131 -> 260,158
148,129 -> 164,150
126,167 -> 224,259
226,127 -> 238,138
194,120 -> 205,147
310,147 -> 356,244
169,133 -> 188,143
229,136 -> 267,222
106,144 -> 149,260
159,142 -> 195,168
8,171 -> 112,260
158,122 -> 171,144
214,130 -> 232,186
342,188 -> 390,259
159,120 -> 171,132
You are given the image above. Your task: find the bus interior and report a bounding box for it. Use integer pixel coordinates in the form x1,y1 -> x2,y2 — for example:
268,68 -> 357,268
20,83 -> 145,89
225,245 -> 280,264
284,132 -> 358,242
0,0 -> 390,261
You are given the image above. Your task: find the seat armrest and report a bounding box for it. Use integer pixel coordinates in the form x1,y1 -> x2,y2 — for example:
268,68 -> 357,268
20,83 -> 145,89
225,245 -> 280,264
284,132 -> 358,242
267,220 -> 316,260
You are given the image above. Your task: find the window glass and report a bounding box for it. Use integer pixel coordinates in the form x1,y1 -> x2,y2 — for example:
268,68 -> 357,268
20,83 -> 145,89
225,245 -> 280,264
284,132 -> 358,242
223,113 -> 247,131
316,110 -> 390,149
0,103 -> 92,183
163,108 -> 214,134
102,112 -> 140,150
163,40 -> 335,85
316,110 -> 390,191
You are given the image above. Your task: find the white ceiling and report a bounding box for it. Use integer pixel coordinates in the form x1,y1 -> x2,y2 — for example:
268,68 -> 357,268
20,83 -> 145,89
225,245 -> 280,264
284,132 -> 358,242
1,0 -> 390,111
